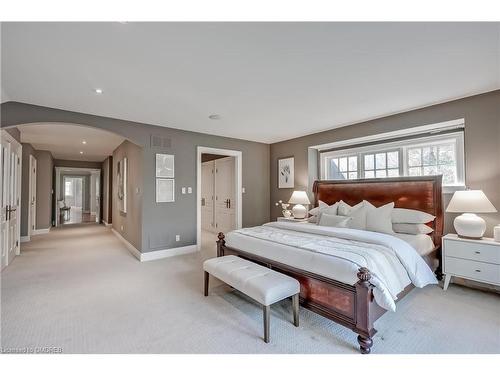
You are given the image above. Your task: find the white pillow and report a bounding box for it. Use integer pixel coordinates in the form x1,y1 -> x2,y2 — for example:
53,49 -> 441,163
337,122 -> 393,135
391,208 -> 435,224
308,201 -> 339,223
346,204 -> 369,230
337,200 -> 364,216
318,213 -> 352,228
308,200 -> 328,216
366,202 -> 395,234
393,223 -> 433,235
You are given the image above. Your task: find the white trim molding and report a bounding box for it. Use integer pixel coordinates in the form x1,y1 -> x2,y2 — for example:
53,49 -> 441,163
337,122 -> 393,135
312,118 -> 465,151
32,228 -> 51,235
102,220 -> 112,227
140,245 -> 197,262
111,229 -> 197,262
196,146 -> 243,251
20,236 -> 31,243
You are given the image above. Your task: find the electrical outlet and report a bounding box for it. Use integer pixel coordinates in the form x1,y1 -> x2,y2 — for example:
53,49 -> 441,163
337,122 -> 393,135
187,187 -> 192,194
120,225 -> 124,231
175,235 -> 180,242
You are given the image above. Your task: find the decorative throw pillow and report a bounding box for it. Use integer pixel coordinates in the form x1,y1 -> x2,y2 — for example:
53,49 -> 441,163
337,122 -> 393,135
308,201 -> 339,223
337,200 -> 364,216
308,200 -> 328,217
393,223 -> 434,235
391,208 -> 435,224
318,213 -> 352,228
365,202 -> 395,234
346,204 -> 370,230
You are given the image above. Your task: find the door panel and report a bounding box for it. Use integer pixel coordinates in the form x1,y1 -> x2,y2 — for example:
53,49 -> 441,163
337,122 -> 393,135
29,156 -> 37,235
1,131 -> 22,270
201,161 -> 215,232
215,157 -> 236,234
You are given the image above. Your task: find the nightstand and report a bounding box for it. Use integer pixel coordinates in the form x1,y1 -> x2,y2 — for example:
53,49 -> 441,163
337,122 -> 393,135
277,217 -> 309,223
442,234 -> 500,290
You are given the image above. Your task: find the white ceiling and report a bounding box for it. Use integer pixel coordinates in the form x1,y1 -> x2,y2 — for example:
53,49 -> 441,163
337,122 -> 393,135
2,22 -> 499,143
18,123 -> 125,161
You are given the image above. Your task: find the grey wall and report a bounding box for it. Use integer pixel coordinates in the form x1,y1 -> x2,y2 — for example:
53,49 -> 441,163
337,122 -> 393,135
33,150 -> 53,230
112,140 -> 143,250
1,102 -> 270,253
102,156 -> 112,224
20,143 -> 35,236
5,127 -> 20,142
270,90 -> 500,237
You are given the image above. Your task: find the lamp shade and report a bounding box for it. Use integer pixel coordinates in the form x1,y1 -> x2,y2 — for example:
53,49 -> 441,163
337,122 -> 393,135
446,190 -> 497,213
288,190 -> 311,205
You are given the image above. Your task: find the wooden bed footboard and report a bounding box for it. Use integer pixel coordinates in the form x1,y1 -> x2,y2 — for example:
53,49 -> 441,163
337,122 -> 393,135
217,232 -> 386,354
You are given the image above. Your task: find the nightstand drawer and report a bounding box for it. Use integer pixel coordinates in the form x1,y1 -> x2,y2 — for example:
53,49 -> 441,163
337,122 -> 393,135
444,256 -> 500,284
444,240 -> 500,264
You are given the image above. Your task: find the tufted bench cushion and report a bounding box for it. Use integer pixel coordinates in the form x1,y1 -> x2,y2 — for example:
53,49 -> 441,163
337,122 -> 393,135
203,255 -> 300,343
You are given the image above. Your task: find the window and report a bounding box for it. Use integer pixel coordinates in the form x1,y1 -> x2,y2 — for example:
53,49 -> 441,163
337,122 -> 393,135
320,131 -> 464,191
65,180 -> 73,197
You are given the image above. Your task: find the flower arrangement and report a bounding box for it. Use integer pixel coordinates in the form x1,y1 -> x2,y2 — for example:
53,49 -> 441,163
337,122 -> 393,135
275,200 -> 292,218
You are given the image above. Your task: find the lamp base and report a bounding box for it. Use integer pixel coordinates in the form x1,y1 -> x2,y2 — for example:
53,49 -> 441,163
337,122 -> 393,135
292,204 -> 307,219
454,213 -> 486,239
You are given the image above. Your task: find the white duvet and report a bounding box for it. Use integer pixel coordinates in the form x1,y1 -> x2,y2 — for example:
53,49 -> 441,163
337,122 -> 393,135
226,222 -> 437,312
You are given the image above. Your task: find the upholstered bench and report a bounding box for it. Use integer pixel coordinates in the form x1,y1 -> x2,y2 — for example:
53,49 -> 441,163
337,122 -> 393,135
203,255 -> 300,343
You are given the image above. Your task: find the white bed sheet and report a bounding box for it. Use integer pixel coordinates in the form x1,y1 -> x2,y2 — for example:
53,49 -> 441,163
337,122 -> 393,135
393,233 -> 435,256
225,222 -> 437,311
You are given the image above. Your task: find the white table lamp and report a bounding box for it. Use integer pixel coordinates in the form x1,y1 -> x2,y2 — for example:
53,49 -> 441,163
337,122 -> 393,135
446,190 -> 497,239
289,190 -> 310,219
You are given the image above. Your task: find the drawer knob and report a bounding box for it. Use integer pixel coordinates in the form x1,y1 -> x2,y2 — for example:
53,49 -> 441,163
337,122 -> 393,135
475,251 -> 481,254
475,269 -> 481,273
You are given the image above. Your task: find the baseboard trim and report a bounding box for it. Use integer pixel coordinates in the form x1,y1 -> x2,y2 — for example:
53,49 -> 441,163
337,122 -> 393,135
110,229 -> 197,262
20,236 -> 31,243
32,228 -> 51,235
102,220 -> 112,227
111,228 -> 141,261
141,245 -> 198,262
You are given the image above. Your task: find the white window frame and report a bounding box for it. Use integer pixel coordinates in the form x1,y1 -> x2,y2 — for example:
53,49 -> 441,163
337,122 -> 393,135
320,131 -> 465,193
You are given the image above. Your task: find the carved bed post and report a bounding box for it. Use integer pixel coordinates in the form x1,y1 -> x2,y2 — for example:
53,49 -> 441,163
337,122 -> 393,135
355,267 -> 375,354
217,232 -> 225,257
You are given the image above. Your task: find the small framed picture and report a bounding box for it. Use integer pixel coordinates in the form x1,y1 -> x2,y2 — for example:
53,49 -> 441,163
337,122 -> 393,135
278,156 -> 294,189
156,178 -> 175,203
156,154 -> 174,178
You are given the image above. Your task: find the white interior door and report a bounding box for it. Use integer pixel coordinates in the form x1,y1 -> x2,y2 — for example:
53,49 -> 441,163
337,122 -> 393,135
214,157 -> 236,234
95,172 -> 100,223
29,155 -> 37,235
1,130 -> 22,270
201,161 -> 215,232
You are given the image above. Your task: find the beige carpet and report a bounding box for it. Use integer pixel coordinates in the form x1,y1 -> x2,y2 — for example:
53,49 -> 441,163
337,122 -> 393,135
1,225 -> 499,354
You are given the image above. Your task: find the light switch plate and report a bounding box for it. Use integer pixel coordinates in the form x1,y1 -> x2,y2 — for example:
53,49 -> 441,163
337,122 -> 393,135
187,187 -> 192,194
181,187 -> 186,194
242,187 -> 246,193
175,235 -> 180,242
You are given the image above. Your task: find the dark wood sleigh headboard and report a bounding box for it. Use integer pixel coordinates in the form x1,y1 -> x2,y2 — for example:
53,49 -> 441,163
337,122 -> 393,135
312,175 -> 443,248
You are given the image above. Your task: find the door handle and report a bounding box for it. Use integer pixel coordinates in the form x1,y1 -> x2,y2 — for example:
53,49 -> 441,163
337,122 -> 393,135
6,205 -> 17,220
224,199 -> 231,209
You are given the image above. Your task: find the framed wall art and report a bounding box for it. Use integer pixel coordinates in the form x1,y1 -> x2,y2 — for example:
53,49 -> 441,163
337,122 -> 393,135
278,156 -> 294,189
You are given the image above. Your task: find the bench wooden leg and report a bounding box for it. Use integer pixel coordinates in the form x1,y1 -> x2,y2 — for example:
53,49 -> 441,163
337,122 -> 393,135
292,293 -> 299,327
204,271 -> 209,296
263,305 -> 270,343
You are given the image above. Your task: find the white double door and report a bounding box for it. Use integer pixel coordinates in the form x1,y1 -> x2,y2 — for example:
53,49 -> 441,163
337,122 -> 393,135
1,130 -> 22,271
201,157 -> 236,234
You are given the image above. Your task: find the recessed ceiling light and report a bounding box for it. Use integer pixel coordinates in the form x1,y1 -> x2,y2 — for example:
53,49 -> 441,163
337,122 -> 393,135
82,140 -> 87,144
208,114 -> 220,120
94,88 -> 103,95
80,151 -> 84,154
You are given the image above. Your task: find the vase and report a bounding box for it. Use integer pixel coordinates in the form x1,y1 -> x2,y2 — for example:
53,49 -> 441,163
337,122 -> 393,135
283,210 -> 292,218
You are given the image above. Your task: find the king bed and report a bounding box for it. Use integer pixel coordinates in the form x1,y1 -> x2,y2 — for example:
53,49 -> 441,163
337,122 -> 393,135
216,176 -> 443,354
